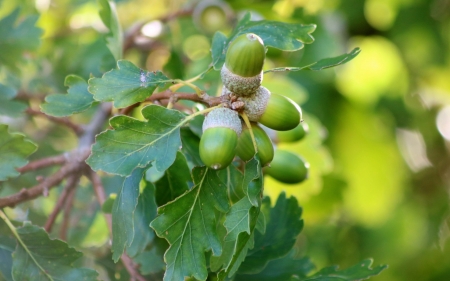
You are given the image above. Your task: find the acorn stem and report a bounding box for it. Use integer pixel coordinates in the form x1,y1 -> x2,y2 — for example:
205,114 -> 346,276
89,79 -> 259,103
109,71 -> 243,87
240,112 -> 258,153
171,79 -> 204,97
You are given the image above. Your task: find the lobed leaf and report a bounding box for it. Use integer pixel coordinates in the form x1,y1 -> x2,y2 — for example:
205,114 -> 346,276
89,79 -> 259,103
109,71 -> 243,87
0,125 -> 37,181
0,84 -> 26,118
86,105 -> 186,177
98,0 -> 123,61
211,12 -> 316,70
303,259 -> 388,281
88,60 -> 170,108
40,75 -> 94,117
264,48 -> 362,73
150,167 -> 230,281
12,222 -> 98,281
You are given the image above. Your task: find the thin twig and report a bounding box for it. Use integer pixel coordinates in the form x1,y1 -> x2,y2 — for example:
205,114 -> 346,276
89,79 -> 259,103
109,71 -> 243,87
44,174 -> 81,232
17,154 -> 67,174
26,108 -> 84,135
60,185 -> 77,241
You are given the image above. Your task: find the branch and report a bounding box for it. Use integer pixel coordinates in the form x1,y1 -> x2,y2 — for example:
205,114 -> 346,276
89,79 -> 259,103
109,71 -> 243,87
60,185 -> 77,241
26,108 -> 84,135
17,154 -> 67,174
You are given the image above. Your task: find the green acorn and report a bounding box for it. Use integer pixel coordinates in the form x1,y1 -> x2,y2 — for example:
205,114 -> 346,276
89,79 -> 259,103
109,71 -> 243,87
265,149 -> 309,184
221,33 -> 266,96
276,122 -> 309,143
236,122 -> 274,166
258,93 -> 302,131
199,108 -> 242,170
192,0 -> 233,34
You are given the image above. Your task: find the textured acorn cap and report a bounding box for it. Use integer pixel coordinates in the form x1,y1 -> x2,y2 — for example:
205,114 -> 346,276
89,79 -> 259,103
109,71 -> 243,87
225,33 -> 266,77
241,86 -> 271,121
202,107 -> 242,136
221,64 -> 262,96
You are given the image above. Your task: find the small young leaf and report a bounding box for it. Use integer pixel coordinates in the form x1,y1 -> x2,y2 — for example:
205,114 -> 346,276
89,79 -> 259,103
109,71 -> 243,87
0,125 -> 37,181
88,60 -> 170,108
111,167 -> 146,262
264,48 -> 361,73
12,222 -> 98,281
155,151 -> 192,206
150,167 -> 230,281
86,105 -> 186,177
238,193 -> 304,274
0,84 -> 26,118
303,259 -> 388,281
212,12 -> 316,70
40,75 -> 94,117
98,0 -> 123,61
0,9 -> 42,71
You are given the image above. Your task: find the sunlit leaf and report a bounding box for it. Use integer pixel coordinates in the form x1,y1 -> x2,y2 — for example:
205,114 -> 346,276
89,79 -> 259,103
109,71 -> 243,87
98,0 -> 123,61
211,12 -> 316,69
150,167 -> 230,281
12,222 -> 98,281
86,105 -> 186,177
0,125 -> 37,181
264,48 -> 362,73
40,75 -> 94,117
0,84 -> 26,118
303,259 -> 388,281
88,60 -> 170,108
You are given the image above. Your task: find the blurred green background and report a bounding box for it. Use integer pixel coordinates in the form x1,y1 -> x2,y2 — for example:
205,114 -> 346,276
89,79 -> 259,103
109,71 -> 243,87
1,0 -> 450,280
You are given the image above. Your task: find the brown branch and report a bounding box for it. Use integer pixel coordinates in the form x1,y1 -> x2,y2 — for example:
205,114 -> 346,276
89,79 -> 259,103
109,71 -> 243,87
17,154 -> 67,174
60,184 -> 77,241
44,174 -> 81,232
26,108 -> 84,135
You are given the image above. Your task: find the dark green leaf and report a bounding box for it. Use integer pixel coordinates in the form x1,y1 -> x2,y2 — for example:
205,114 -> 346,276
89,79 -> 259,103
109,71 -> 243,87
224,197 -> 258,242
242,156 -> 263,207
188,114 -> 205,138
238,193 -> 304,274
88,60 -> 170,108
211,13 -> 316,69
234,252 -> 314,281
150,167 -> 230,281
127,181 -> 158,258
303,259 -> 388,281
180,128 -> 203,167
0,9 -> 42,71
111,167 -> 146,262
155,151 -> 192,206
217,165 -> 245,204
135,237 -> 168,275
98,0 -> 123,61
12,222 -> 98,281
264,48 -> 361,73
0,125 -> 37,181
86,105 -> 186,177
0,84 -> 26,118
40,75 -> 94,117
0,245 -> 13,281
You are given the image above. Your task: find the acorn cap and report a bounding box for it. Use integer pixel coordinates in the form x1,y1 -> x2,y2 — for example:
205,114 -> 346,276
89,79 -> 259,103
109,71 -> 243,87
200,127 -> 238,170
241,86 -> 271,122
225,33 -> 266,77
202,107 -> 242,136
264,149 -> 309,184
259,93 -> 302,131
221,64 -> 262,96
236,122 -> 274,166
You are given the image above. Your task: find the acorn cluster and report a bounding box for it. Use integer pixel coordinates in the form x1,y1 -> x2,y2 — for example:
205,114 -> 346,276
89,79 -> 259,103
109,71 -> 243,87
199,33 -> 309,184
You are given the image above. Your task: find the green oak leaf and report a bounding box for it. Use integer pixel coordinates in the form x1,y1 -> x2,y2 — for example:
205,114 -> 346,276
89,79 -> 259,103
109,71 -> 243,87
234,252 -> 314,281
40,75 -> 94,117
98,0 -> 123,61
0,9 -> 42,71
303,259 -> 388,281
134,237 -> 167,275
0,84 -> 26,118
88,60 -> 170,108
242,156 -> 263,207
155,151 -> 192,206
217,165 -> 245,204
237,193 -> 304,274
0,125 -> 37,181
86,105 -> 186,177
211,12 -> 316,70
150,167 -> 230,281
127,180 -> 157,258
0,242 -> 14,281
264,48 -> 362,73
111,167 -> 146,262
12,222 -> 98,281
180,127 -> 203,167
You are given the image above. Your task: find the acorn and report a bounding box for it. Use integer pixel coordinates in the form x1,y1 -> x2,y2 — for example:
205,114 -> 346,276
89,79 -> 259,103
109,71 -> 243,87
192,0 -> 233,34
199,108 -> 242,170
236,122 -> 274,166
240,86 -> 271,122
276,122 -> 309,143
221,33 -> 266,96
264,149 -> 309,184
258,93 -> 302,131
